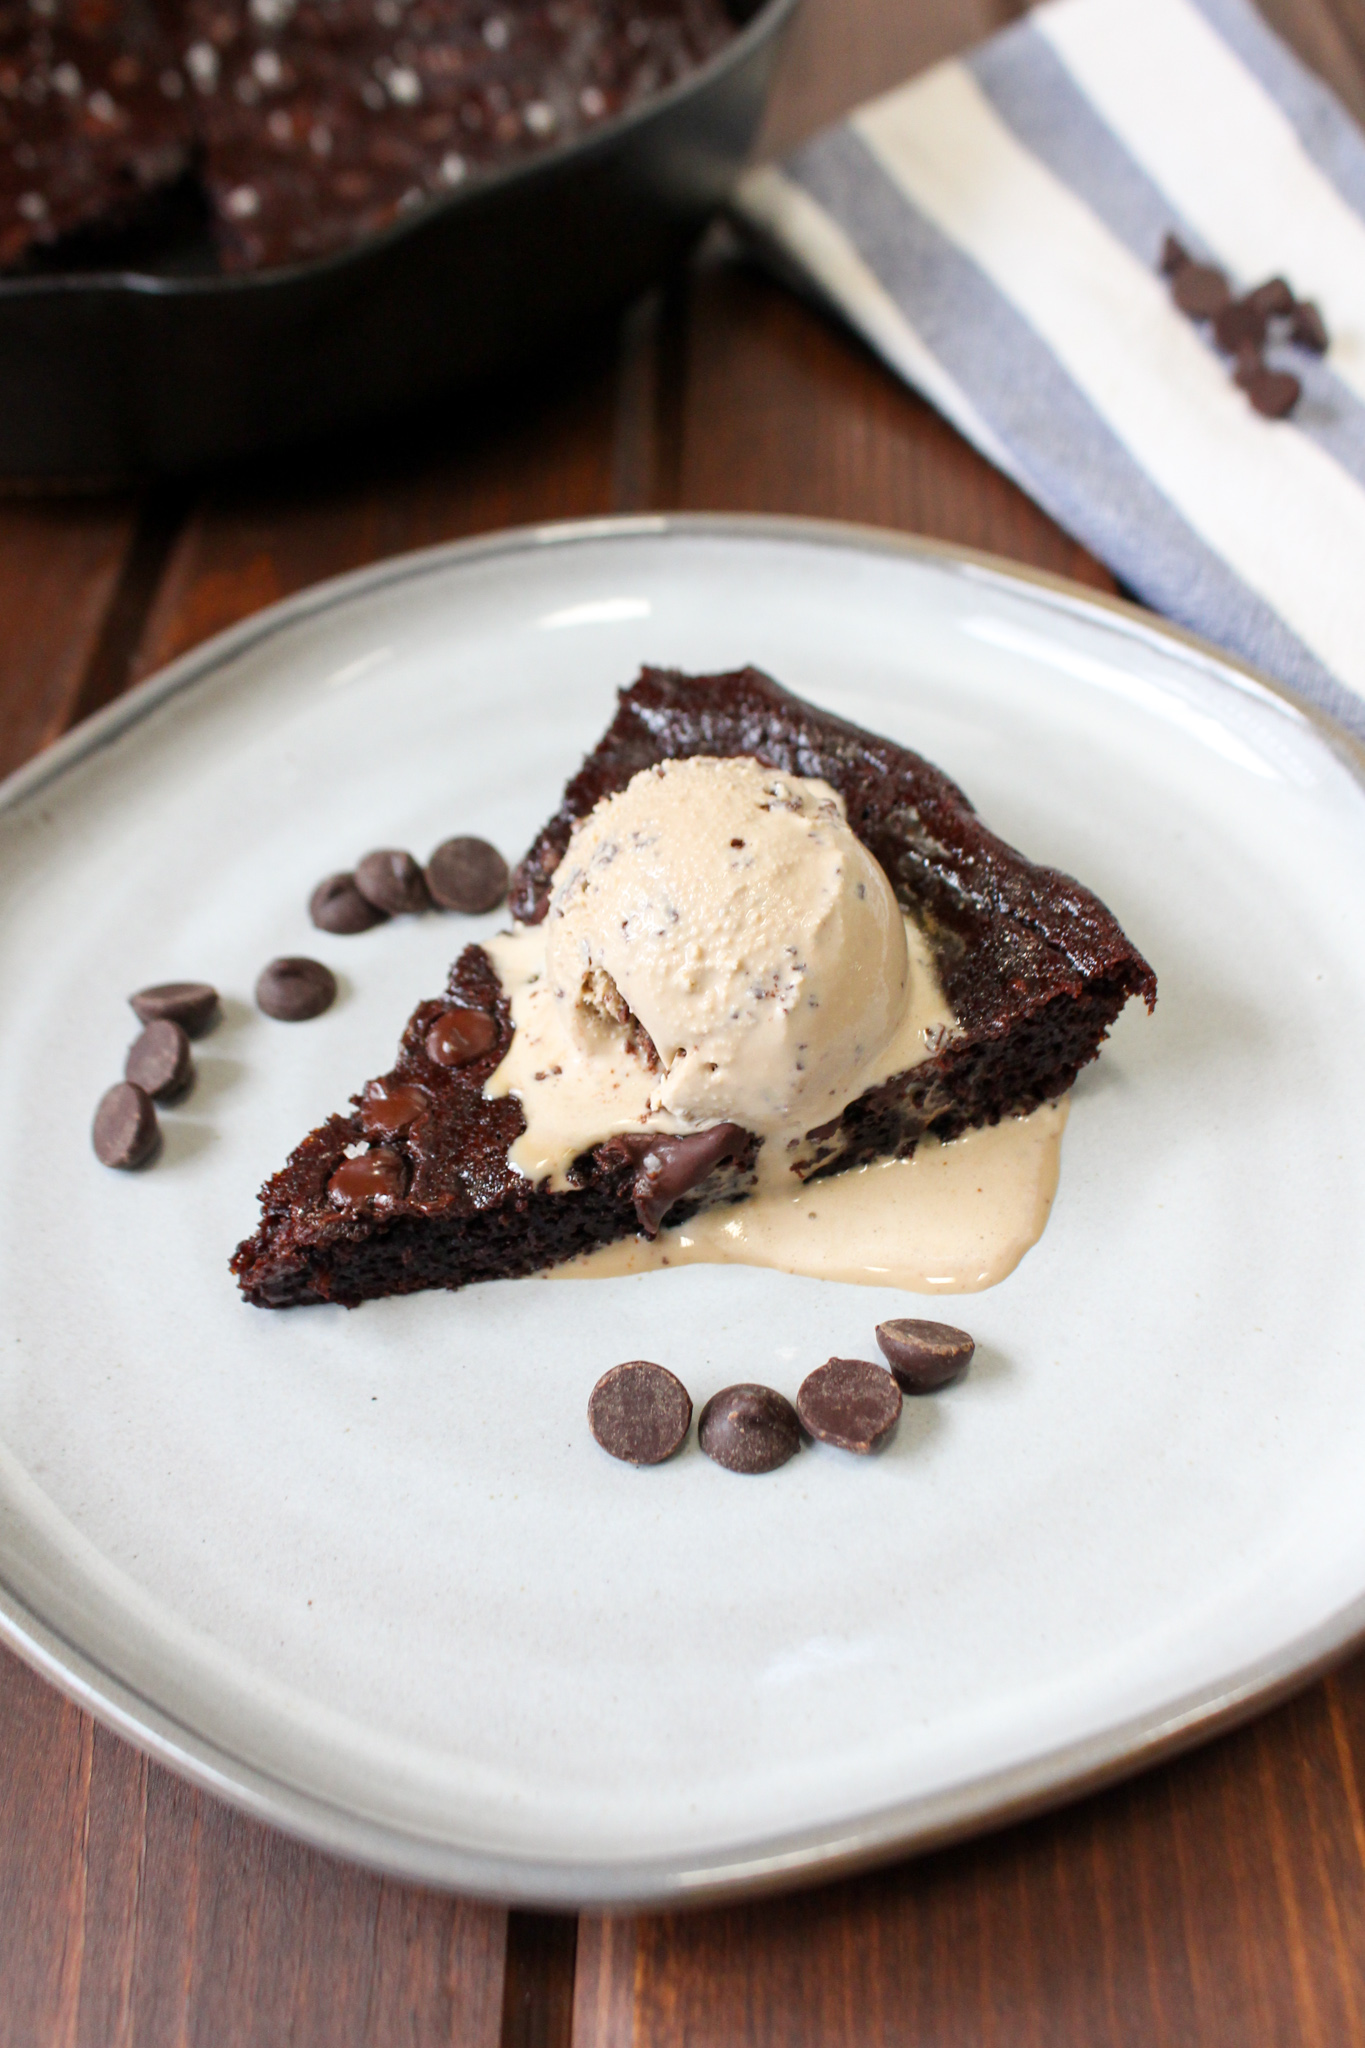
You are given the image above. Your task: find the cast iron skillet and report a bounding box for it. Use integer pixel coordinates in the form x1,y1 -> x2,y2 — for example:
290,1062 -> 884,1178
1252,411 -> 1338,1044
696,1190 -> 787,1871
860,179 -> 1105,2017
0,0 -> 799,480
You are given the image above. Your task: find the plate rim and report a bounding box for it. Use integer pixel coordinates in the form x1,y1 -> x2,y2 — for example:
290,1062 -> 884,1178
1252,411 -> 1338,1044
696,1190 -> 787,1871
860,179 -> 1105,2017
3,509 -> 1363,1910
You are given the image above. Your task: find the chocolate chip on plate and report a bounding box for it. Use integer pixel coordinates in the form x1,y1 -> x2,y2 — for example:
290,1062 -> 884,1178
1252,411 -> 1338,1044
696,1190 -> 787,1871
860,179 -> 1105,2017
92,1081 -> 160,1169
310,871 -> 390,934
1213,295 -> 1267,353
1172,261 -> 1231,319
1290,299 -> 1328,353
124,1019 -> 193,1101
327,1147 -> 407,1206
875,1318 -> 976,1393
425,1007 -> 497,1066
1159,232 -> 1192,276
129,980 -> 219,1037
698,1384 -> 800,1475
1246,276 -> 1294,319
354,849 -> 432,916
588,1361 -> 693,1466
797,1357 -> 902,1454
1234,353 -> 1301,418
358,1079 -> 430,1137
426,836 -> 509,914
256,956 -> 337,1021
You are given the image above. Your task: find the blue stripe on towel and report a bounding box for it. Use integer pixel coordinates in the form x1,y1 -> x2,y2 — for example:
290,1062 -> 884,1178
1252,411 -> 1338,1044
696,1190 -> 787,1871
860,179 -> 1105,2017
1191,0 -> 1365,225
786,123 -> 1362,732
968,22 -> 1212,271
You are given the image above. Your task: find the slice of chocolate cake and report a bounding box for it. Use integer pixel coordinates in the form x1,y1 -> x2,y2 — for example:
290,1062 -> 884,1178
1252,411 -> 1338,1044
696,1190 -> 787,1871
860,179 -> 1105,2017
232,665 -> 1155,1309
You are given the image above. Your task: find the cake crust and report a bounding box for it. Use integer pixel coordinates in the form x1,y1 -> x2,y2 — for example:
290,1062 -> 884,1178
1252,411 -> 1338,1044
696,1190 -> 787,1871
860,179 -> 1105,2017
232,665 -> 1155,1309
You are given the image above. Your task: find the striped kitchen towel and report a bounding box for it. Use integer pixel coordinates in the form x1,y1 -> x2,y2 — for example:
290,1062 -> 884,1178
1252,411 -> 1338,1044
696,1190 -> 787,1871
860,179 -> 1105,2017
736,0 -> 1365,738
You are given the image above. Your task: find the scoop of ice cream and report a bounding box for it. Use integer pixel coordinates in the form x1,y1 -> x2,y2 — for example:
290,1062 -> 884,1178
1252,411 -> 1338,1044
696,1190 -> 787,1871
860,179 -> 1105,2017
542,755 -> 909,1133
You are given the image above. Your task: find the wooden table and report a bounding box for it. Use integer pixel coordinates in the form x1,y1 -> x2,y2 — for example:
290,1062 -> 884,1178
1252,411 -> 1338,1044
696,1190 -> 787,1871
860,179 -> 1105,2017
4,1 -> 1365,2040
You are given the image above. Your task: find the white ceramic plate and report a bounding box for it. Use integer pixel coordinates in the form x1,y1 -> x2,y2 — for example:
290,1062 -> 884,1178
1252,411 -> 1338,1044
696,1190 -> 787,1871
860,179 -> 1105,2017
2,516 -> 1363,1908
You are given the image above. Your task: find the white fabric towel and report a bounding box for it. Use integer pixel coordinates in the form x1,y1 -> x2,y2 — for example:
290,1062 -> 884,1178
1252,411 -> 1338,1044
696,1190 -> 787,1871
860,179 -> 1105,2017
737,0 -> 1365,736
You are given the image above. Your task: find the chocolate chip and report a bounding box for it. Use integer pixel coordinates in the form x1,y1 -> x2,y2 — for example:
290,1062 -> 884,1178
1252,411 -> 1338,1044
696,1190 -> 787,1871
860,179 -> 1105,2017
1214,296 -> 1267,352
124,1019 -> 193,1101
359,1079 -> 430,1136
1290,299 -> 1328,352
1172,262 -> 1231,319
354,849 -> 432,916
797,1357 -> 901,1454
875,1318 -> 975,1392
698,1384 -> 800,1474
1234,355 -> 1300,418
256,956 -> 337,1021
425,1007 -> 497,1066
1160,232 -> 1192,276
129,980 -> 219,1037
426,836 -> 509,914
1247,276 -> 1294,318
327,1147 -> 407,1206
615,1122 -> 749,1235
588,1361 -> 692,1465
310,872 -> 389,934
92,1081 -> 159,1169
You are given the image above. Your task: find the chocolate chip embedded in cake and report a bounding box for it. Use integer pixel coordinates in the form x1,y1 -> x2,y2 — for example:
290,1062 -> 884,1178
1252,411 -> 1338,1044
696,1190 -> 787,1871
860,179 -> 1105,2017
358,1079 -> 431,1137
425,1006 -> 496,1066
328,1145 -> 407,1206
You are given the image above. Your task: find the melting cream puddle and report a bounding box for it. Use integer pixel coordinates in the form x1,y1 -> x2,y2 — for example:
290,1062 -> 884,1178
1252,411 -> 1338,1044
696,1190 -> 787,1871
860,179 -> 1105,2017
550,1099 -> 1068,1294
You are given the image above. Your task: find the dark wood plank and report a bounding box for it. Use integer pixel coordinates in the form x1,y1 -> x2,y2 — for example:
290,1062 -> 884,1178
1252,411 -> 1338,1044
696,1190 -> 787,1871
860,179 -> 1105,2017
0,499 -> 140,782
608,1666 -> 1365,2048
572,1918 -> 637,2048
501,1913 -> 579,2048
0,1652 -> 508,2048
132,335 -> 623,680
0,1650 -> 93,2048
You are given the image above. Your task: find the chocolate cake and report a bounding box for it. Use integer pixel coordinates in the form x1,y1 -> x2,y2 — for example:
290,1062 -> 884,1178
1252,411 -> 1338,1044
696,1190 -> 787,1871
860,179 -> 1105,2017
1,0 -> 736,274
232,665 -> 1156,1309
1,0 -> 193,272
